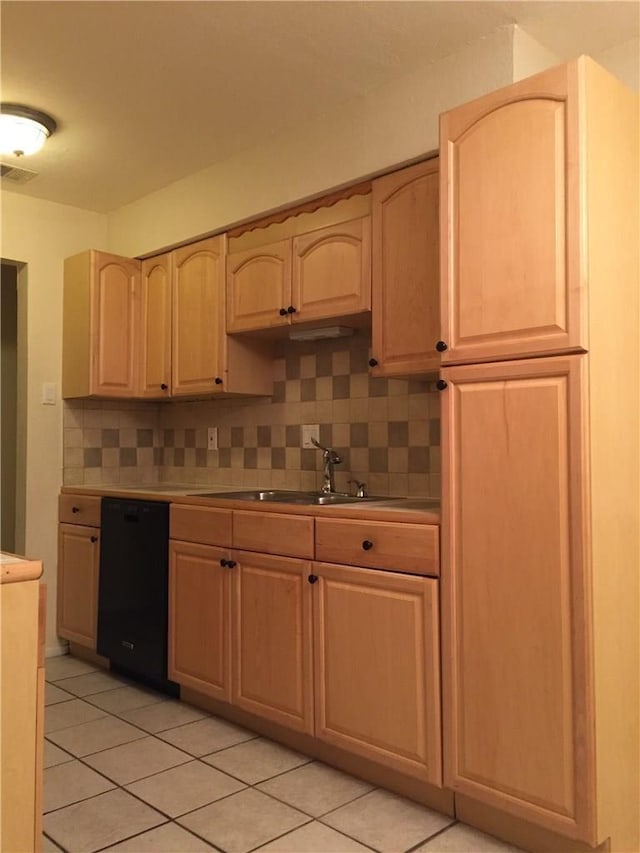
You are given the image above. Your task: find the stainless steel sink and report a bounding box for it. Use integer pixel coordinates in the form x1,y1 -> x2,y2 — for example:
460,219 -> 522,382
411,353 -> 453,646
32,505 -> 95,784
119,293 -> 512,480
187,489 -> 398,506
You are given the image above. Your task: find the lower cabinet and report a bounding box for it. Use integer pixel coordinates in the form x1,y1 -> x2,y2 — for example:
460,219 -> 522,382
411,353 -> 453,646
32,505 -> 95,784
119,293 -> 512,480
168,540 -> 232,702
312,561 -> 441,784
232,550 -> 314,734
168,514 -> 441,784
57,522 -> 100,648
168,541 -> 314,733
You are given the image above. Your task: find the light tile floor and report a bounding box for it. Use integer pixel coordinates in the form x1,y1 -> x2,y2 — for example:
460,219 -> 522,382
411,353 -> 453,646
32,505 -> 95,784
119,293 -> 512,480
43,655 -> 525,853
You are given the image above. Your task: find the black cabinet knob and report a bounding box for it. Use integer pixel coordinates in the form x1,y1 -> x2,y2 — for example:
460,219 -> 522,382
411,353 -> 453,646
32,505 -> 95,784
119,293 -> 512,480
368,358 -> 378,367
220,558 -> 236,569
287,306 -> 297,314
214,377 -> 223,385
362,540 -> 373,551
436,379 -> 448,391
308,574 -> 318,584
160,383 -> 168,390
90,535 -> 98,543
220,558 -> 228,567
279,308 -> 288,316
72,506 -> 80,513
436,341 -> 448,352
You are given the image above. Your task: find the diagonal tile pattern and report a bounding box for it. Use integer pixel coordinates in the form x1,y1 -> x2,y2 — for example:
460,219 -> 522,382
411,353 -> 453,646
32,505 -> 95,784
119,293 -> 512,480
43,654 -> 525,853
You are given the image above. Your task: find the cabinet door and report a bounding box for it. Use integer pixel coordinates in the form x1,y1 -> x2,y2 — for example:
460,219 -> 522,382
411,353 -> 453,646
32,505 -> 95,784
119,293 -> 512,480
226,240 -> 291,332
57,523 -> 100,649
91,252 -> 139,397
140,253 -> 172,398
371,160 -> 440,377
440,62 -> 583,364
172,236 -> 226,396
169,540 -> 231,701
440,355 -> 595,843
313,561 -> 441,784
232,550 -> 313,733
291,218 -> 371,323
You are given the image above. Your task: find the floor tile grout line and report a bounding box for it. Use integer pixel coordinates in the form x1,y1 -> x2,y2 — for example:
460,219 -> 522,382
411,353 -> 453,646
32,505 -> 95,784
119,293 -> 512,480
196,751 -> 314,788
404,817 -> 459,853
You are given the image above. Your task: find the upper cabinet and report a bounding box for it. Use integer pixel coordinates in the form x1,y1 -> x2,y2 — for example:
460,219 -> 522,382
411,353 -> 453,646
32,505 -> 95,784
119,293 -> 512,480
139,252 -> 172,398
63,237 -> 273,400
171,237 -> 226,397
226,239 -> 291,332
63,250 -> 140,398
440,62 -> 584,365
370,159 -> 440,377
227,217 -> 371,333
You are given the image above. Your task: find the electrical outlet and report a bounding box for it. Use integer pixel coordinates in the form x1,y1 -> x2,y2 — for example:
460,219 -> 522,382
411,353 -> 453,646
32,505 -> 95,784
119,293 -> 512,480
207,427 -> 218,450
301,424 -> 320,448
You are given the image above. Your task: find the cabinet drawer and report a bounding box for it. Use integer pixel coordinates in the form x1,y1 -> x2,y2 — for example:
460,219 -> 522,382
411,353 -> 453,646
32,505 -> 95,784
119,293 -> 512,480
170,505 -> 233,547
59,494 -> 101,527
233,510 -> 314,559
316,518 -> 439,576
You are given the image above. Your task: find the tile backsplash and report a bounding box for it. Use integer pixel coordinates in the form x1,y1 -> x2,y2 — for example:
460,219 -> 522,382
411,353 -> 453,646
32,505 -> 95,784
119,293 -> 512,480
63,332 -> 441,498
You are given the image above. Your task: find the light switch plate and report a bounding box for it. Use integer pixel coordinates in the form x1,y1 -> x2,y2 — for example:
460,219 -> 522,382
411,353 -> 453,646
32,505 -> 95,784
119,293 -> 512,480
301,424 -> 320,448
207,427 -> 218,450
41,382 -> 57,405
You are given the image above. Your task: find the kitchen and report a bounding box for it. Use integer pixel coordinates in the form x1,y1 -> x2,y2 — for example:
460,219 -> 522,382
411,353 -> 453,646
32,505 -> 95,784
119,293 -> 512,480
1,3 -> 639,852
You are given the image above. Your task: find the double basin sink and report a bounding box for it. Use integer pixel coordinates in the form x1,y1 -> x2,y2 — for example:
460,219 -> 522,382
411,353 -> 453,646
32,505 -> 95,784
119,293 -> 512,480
188,489 -> 399,506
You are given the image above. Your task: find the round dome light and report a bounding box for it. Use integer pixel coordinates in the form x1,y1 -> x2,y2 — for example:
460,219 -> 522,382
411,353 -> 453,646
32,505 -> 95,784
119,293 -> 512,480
0,104 -> 57,156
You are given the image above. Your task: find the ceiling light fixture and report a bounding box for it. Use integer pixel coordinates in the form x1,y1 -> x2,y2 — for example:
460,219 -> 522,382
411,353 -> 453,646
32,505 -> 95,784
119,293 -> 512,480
0,103 -> 57,156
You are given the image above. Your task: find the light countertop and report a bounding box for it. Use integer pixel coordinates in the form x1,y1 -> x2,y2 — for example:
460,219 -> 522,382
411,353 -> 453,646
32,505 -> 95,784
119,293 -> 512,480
62,483 -> 441,525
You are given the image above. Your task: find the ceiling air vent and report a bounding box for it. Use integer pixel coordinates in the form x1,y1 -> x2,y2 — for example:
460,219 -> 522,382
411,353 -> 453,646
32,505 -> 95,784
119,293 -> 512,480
1,162 -> 38,183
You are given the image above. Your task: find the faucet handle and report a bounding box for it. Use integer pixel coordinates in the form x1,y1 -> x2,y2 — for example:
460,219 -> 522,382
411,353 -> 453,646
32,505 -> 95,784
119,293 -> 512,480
348,479 -> 367,498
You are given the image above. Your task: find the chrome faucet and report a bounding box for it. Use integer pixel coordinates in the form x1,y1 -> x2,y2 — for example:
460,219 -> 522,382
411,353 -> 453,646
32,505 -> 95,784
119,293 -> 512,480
311,437 -> 342,493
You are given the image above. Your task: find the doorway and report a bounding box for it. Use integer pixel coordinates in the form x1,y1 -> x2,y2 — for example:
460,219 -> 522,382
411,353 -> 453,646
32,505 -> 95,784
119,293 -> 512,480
1,261 -> 26,554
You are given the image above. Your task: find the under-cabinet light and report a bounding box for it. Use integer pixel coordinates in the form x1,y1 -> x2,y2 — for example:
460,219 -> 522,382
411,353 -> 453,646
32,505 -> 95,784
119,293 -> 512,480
288,325 -> 354,342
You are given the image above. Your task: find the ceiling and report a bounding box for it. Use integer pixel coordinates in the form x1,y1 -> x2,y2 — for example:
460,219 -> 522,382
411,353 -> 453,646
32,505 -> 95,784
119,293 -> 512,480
1,1 -> 638,213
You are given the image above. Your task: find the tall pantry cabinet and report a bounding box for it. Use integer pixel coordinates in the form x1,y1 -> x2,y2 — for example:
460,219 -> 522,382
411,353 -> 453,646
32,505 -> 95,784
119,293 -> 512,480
438,57 -> 638,852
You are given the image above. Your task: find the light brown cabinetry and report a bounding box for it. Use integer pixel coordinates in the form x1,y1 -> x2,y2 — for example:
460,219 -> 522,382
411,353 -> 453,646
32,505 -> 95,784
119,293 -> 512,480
169,506 -> 314,733
440,63 -> 583,365
63,250 -> 140,398
0,556 -> 44,853
227,218 -> 371,333
168,502 -> 441,777
64,238 -> 273,400
440,57 -> 639,852
316,517 -> 439,576
139,253 -> 172,398
168,539 -> 232,701
57,495 -> 101,649
232,550 -> 314,733
371,159 -> 440,376
441,356 -> 591,838
171,237 -> 226,397
313,561 -> 441,783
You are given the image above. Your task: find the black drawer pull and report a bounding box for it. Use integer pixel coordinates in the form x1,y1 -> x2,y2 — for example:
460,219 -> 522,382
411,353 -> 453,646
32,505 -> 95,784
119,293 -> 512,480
436,379 -> 448,391
279,308 -> 288,316
220,558 -> 236,569
160,383 -> 168,390
90,535 -> 98,543
72,506 -> 80,513
308,574 -> 318,584
368,357 -> 378,367
287,305 -> 297,314
362,540 -> 373,551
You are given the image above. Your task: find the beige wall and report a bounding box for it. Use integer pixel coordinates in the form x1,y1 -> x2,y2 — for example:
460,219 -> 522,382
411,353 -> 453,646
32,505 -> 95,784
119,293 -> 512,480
1,192 -> 108,653
593,37 -> 640,91
107,27 -> 515,258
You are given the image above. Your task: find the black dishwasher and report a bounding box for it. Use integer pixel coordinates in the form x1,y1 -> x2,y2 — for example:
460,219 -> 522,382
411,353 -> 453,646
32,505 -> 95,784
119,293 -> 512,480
97,497 -> 177,693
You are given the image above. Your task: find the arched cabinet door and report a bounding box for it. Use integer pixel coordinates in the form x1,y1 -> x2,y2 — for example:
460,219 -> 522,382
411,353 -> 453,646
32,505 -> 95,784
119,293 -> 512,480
226,240 -> 291,332
172,236 -> 226,396
440,61 -> 584,365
